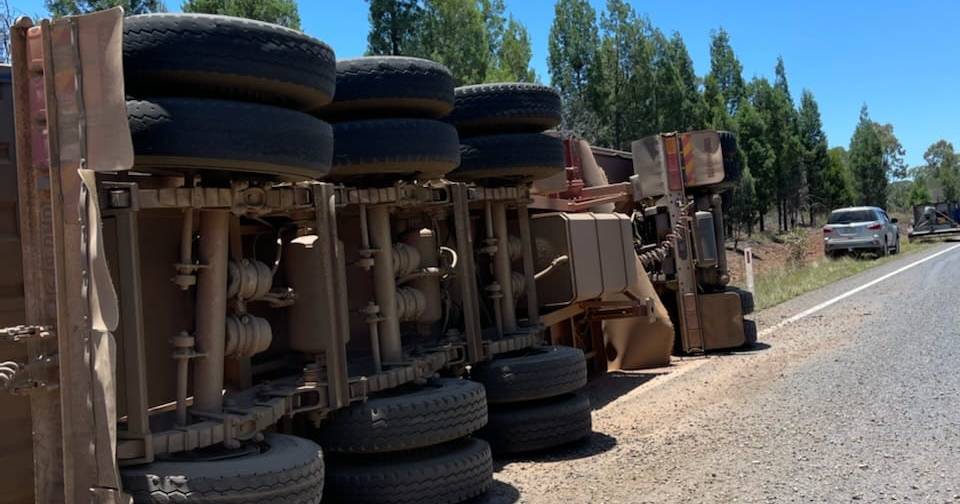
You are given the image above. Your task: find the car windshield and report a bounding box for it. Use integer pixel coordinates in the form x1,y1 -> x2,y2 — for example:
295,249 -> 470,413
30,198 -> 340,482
828,210 -> 877,224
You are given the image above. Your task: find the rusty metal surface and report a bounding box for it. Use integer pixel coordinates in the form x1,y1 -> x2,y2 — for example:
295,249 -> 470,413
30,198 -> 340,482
11,17 -> 65,504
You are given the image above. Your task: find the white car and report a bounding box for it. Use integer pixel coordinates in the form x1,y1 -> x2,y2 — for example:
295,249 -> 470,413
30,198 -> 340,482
823,206 -> 900,258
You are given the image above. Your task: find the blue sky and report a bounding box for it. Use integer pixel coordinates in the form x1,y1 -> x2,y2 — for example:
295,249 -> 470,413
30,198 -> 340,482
14,0 -> 959,167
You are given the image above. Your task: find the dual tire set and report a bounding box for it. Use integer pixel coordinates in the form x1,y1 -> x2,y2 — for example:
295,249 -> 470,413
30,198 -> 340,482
125,13 -> 568,186
470,346 -> 592,454
119,12 -> 580,504
120,13 -> 334,504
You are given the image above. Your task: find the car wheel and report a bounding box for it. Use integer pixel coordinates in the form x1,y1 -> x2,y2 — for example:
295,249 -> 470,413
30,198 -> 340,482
893,235 -> 901,254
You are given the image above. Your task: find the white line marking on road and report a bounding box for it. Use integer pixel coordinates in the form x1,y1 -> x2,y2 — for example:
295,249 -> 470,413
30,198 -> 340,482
759,243 -> 960,337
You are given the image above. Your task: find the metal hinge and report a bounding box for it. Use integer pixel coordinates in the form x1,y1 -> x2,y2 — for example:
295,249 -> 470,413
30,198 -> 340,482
0,325 -> 54,344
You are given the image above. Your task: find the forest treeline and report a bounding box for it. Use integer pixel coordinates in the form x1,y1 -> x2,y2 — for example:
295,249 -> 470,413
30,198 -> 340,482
29,0 -> 960,232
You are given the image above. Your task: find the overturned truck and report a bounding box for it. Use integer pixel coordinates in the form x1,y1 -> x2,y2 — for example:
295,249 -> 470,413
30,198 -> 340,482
1,8 -> 756,504
531,130 -> 755,365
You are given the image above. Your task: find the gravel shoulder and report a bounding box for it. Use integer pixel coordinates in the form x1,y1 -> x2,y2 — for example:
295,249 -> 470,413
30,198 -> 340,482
479,241 -> 960,503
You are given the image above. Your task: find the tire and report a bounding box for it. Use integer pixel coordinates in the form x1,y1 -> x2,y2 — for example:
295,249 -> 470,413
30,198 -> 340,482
330,118 -> 460,182
315,378 -> 487,454
470,345 -> 587,404
322,57 -> 454,120
128,98 -> 333,180
448,83 -> 562,136
892,234 -> 901,255
120,433 -> 324,504
726,287 -> 754,315
718,130 -> 742,182
124,14 -> 336,110
325,438 -> 493,504
450,133 -> 566,184
480,392 -> 592,455
742,319 -> 758,347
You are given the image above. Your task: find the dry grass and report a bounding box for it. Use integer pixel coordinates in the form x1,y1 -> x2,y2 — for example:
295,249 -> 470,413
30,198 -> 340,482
745,239 -> 936,311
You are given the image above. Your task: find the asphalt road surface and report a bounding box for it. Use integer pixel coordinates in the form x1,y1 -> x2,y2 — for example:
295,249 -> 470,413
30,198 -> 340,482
480,241 -> 960,503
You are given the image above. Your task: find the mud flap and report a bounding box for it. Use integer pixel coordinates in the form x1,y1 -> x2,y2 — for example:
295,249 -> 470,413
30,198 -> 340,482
602,257 -> 675,370
11,7 -> 133,502
81,168 -> 123,497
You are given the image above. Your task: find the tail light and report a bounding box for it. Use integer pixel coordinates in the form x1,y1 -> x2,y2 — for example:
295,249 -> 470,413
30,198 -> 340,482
823,227 -> 833,234
867,223 -> 882,230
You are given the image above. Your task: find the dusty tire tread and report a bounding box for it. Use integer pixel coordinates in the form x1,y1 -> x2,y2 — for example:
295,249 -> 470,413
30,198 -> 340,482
451,132 -> 565,184
316,378 -> 487,454
127,97 -> 333,179
330,118 -> 460,181
481,392 -> 592,454
449,83 -> 561,135
123,13 -> 335,110
325,438 -> 493,504
121,433 -> 324,504
471,345 -> 587,404
323,56 -> 454,119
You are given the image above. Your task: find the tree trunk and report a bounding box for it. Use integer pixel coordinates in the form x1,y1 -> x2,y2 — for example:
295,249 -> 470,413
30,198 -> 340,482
777,200 -> 783,232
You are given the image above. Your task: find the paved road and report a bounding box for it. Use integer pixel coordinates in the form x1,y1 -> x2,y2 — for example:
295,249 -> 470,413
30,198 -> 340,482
482,241 -> 960,503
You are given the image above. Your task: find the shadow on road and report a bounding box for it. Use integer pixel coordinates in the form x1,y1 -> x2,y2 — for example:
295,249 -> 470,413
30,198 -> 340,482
713,341 -> 772,357
470,479 -> 520,504
586,370 -> 665,410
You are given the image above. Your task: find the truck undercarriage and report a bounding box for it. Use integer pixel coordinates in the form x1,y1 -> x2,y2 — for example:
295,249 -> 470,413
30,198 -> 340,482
1,8 -> 755,504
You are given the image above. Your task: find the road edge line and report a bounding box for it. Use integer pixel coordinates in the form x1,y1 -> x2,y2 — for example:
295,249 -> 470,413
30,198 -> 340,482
759,243 -> 960,337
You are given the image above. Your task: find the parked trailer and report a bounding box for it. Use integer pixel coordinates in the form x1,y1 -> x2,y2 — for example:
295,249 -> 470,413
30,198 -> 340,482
908,201 -> 960,241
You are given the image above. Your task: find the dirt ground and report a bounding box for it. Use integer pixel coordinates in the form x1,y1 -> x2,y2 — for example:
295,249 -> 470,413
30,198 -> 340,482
725,228 -> 824,285
477,242 -> 960,504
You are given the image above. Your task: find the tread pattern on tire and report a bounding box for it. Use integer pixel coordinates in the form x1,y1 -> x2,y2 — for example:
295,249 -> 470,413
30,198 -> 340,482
323,56 -> 454,119
316,378 -> 487,454
481,392 -> 592,454
330,118 -> 460,180
127,97 -> 333,179
325,438 -> 493,504
121,433 -> 324,504
471,345 -> 587,404
123,13 -> 336,110
451,132 -> 565,183
449,83 -> 562,135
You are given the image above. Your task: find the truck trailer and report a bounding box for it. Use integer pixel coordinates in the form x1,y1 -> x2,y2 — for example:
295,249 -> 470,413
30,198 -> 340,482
1,9 -> 757,503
